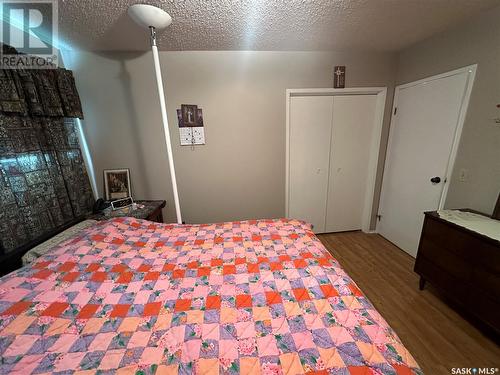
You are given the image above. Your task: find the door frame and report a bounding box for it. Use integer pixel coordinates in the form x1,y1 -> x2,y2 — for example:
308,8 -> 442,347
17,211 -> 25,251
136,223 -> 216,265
378,64 -> 477,230
285,87 -> 387,233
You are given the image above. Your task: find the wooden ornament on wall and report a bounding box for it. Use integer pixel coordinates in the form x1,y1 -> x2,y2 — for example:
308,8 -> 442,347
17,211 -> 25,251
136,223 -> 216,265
334,66 -> 346,88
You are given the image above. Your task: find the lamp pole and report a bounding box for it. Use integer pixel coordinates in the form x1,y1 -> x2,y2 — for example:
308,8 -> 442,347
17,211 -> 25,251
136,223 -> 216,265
149,26 -> 182,224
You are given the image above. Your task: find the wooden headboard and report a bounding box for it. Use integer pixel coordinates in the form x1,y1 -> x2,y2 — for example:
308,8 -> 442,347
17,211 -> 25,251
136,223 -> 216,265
1,45 -> 93,273
0,216 -> 86,276
0,118 -> 94,256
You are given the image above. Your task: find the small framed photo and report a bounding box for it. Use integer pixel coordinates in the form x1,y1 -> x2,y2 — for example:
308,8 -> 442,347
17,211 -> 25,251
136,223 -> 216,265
178,104 -> 204,127
103,169 -> 131,201
181,104 -> 198,127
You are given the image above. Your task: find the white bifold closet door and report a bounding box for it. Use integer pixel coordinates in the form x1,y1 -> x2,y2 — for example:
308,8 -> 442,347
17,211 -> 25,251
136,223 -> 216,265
325,95 -> 377,232
289,96 -> 334,232
289,94 -> 378,233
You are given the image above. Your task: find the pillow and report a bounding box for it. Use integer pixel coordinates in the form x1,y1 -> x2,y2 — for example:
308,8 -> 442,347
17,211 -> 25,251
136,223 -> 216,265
22,219 -> 98,265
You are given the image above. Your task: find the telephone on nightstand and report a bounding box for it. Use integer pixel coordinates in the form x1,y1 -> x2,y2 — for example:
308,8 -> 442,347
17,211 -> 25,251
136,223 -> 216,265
92,198 -> 111,213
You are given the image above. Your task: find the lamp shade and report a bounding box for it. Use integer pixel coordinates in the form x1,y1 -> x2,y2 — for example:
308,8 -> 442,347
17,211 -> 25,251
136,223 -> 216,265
128,4 -> 172,30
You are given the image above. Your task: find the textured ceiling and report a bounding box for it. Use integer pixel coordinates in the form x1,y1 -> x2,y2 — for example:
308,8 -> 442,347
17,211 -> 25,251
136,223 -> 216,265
58,0 -> 500,51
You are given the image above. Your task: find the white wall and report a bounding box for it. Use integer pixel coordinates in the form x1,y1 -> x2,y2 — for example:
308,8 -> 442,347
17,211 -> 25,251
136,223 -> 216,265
396,6 -> 500,214
64,50 -> 396,224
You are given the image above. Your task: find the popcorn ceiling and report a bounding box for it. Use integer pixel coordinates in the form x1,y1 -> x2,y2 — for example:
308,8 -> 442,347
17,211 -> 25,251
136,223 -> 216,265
57,0 -> 498,51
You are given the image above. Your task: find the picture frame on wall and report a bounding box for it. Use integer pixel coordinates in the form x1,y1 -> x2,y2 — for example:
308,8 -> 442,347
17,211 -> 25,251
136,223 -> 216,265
181,104 -> 198,126
333,65 -> 346,88
178,104 -> 204,127
103,169 -> 131,201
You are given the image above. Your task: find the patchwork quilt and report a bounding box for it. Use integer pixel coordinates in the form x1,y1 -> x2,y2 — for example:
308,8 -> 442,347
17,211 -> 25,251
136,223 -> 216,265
0,218 -> 422,374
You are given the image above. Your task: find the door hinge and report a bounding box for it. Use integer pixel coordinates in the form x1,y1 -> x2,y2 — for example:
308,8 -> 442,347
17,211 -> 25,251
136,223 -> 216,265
377,214 -> 382,221
393,107 -> 397,115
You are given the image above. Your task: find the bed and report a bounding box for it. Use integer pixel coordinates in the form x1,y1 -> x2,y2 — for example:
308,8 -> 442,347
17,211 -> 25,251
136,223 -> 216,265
0,217 -> 421,374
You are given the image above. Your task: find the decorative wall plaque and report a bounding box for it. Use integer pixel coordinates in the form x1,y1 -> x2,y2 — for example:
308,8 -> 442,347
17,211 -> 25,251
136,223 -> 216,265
334,66 -> 346,88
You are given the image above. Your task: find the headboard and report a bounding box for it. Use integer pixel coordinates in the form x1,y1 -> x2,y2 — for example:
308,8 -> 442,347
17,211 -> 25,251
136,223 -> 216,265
0,44 -> 94,271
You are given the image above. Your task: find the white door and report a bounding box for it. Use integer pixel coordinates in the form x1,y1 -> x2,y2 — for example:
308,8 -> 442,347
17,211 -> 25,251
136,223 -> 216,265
325,95 -> 378,232
378,68 -> 475,257
289,96 -> 333,232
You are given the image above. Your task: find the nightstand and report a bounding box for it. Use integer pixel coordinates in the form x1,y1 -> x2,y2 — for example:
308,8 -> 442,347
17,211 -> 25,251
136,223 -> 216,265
89,200 -> 166,223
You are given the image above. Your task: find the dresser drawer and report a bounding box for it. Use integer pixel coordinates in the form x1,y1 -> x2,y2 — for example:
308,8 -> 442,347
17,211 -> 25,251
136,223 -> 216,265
473,290 -> 500,330
418,237 -> 472,281
471,267 -> 500,302
473,242 -> 500,273
420,218 -> 476,260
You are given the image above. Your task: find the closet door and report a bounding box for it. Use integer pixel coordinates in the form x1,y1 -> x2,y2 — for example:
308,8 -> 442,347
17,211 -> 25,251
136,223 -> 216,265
325,95 -> 377,232
289,96 -> 333,233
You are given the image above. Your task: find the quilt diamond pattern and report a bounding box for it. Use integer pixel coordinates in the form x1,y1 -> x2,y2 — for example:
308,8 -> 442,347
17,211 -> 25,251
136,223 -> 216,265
0,217 -> 422,374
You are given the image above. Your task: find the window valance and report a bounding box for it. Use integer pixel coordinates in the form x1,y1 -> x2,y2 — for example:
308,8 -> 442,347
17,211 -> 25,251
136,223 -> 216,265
0,44 -> 83,119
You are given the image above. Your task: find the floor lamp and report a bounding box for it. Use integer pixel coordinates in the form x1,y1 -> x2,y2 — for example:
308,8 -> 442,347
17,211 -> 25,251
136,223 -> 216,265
128,4 -> 182,224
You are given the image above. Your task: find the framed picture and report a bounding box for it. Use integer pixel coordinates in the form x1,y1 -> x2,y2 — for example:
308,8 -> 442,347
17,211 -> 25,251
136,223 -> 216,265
178,104 -> 204,127
333,65 -> 346,88
103,169 -> 131,201
181,104 -> 197,126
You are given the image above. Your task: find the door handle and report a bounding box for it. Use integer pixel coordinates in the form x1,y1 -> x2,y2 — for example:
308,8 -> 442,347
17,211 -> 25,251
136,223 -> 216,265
430,176 -> 441,184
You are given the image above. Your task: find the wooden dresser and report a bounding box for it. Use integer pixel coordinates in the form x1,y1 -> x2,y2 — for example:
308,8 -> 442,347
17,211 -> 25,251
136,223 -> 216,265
414,210 -> 500,333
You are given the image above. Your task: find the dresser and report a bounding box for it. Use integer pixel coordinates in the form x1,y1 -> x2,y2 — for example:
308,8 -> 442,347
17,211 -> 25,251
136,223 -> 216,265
414,210 -> 500,333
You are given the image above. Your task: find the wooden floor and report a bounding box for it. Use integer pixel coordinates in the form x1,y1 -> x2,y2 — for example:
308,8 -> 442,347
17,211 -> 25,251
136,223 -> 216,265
318,231 -> 499,375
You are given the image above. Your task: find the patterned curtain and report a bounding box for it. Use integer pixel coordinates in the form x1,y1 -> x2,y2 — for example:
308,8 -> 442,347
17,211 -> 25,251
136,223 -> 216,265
0,45 -> 93,254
